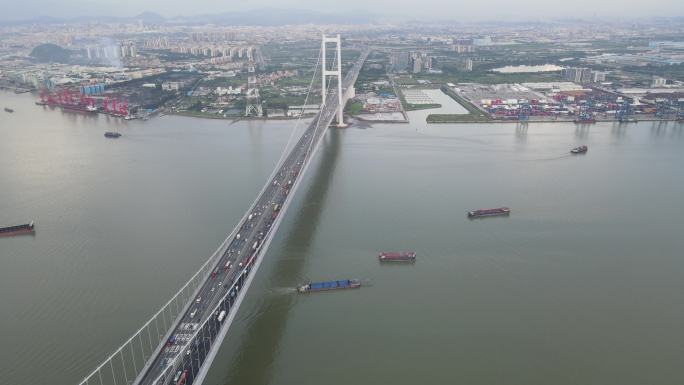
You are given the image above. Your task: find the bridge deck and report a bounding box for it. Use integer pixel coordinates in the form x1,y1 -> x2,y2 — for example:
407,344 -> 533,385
131,49 -> 369,385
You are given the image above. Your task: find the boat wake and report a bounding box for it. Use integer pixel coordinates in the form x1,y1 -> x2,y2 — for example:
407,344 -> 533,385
517,153 -> 573,162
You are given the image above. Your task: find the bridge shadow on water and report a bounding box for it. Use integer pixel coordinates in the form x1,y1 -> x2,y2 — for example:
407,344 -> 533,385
215,127 -> 344,385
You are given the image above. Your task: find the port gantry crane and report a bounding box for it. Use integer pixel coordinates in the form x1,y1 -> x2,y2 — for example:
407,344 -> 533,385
517,103 -> 531,123
655,99 -> 676,120
615,100 -> 635,123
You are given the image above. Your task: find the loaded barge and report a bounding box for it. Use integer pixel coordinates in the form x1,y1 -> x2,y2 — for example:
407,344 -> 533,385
0,222 -> 35,237
468,207 -> 510,218
297,279 -> 361,293
379,251 -> 416,262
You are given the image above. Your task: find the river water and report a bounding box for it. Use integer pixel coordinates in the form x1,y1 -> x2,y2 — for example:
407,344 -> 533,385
2,90 -> 684,385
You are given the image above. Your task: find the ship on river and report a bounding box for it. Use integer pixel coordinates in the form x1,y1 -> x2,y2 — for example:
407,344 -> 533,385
571,145 -> 588,154
379,251 -> 416,262
297,279 -> 361,293
0,222 -> 35,237
468,207 -> 510,218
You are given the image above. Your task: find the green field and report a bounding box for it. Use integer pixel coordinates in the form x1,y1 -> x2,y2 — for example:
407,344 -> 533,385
425,85 -> 492,124
404,103 -> 442,111
346,100 -> 364,115
426,113 -> 491,123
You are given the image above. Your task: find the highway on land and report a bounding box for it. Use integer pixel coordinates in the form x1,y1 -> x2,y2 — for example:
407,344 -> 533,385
135,49 -> 369,385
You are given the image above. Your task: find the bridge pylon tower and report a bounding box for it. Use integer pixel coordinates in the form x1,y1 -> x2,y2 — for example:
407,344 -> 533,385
321,34 -> 345,127
245,87 -> 263,117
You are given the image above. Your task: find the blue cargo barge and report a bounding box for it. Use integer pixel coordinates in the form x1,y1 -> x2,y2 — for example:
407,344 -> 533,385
297,279 -> 361,293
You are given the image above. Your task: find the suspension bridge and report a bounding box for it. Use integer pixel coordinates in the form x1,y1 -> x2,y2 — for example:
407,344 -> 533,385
75,35 -> 368,385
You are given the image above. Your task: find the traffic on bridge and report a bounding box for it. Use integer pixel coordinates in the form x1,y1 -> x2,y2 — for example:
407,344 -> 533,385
74,39 -> 368,385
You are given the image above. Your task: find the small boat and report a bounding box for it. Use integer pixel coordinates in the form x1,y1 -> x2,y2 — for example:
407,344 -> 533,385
297,279 -> 361,293
0,221 -> 35,237
4,107 -> 14,113
379,251 -> 416,262
104,132 -> 122,138
571,145 -> 588,154
468,207 -> 510,218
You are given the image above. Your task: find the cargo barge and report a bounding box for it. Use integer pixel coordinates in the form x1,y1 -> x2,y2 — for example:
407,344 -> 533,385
379,251 -> 416,262
571,145 -> 588,154
468,207 -> 510,218
61,104 -> 98,114
104,132 -> 122,138
297,279 -> 361,293
0,222 -> 35,237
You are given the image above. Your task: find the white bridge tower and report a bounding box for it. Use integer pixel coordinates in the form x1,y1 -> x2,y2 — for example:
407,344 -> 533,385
321,34 -> 345,127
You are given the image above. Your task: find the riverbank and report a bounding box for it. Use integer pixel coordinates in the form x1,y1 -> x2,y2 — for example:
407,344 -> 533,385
169,110 -> 314,122
426,113 -> 684,125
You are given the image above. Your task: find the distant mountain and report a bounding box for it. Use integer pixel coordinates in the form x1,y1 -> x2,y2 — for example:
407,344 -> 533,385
0,8 -> 375,26
30,43 -> 74,63
134,11 -> 165,24
178,8 -> 376,25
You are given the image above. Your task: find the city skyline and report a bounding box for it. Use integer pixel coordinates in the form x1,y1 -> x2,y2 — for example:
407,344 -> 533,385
1,0 -> 684,22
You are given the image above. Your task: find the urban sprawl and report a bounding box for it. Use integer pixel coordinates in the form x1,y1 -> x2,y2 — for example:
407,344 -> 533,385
2,19 -> 684,123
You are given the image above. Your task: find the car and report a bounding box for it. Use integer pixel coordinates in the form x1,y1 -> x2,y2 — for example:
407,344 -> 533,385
186,349 -> 191,355
166,335 -> 177,347
195,297 -> 201,303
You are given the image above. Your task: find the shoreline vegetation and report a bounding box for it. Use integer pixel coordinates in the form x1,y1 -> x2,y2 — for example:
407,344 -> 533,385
404,103 -> 442,111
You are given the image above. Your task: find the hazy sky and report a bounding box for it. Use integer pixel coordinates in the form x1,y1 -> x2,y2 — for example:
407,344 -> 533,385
1,0 -> 683,21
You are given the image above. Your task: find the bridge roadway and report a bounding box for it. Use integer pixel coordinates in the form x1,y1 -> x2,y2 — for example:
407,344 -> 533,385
133,49 -> 369,385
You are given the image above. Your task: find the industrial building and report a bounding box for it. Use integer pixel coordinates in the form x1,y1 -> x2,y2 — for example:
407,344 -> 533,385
561,67 -> 607,84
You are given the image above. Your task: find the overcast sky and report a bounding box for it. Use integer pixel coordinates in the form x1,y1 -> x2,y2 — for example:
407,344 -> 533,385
1,0 -> 683,21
